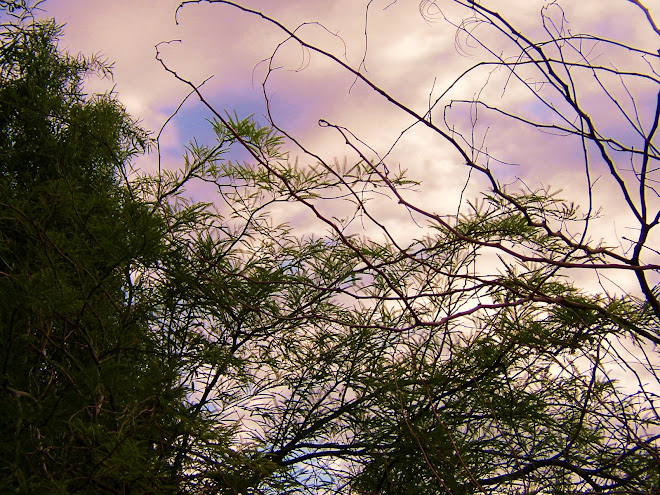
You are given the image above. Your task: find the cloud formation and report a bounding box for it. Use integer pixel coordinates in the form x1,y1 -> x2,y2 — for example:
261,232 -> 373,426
45,0 -> 659,284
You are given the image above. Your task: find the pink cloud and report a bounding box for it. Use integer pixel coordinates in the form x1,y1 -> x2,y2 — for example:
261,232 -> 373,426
42,1 -> 658,274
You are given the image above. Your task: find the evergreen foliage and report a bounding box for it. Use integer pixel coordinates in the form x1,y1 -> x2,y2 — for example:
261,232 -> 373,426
0,18 -> 182,493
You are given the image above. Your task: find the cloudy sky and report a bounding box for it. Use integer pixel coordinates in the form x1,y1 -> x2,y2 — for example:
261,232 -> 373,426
34,0 -> 660,294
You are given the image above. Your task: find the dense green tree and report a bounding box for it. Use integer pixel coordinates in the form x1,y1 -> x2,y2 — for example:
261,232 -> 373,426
0,18 -> 185,493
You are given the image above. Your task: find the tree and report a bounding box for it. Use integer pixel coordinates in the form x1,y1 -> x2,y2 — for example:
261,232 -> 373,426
0,17 -> 188,493
158,1 -> 660,494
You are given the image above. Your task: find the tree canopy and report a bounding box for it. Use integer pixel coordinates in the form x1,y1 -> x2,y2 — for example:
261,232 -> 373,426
0,17 -> 186,493
161,1 -> 660,493
2,1 -> 660,494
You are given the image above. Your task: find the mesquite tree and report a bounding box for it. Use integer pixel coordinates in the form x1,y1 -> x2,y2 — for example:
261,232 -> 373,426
162,1 -> 660,494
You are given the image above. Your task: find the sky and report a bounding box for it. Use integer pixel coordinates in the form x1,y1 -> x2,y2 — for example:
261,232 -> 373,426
33,0 -> 660,296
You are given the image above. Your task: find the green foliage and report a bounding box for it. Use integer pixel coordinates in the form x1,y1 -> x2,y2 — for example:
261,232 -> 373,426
0,19 -> 182,494
144,107 -> 660,494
